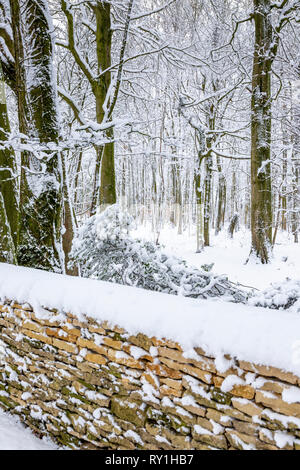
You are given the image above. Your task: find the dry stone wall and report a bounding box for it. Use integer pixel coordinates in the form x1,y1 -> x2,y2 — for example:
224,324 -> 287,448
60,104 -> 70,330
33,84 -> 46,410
1,300 -> 300,450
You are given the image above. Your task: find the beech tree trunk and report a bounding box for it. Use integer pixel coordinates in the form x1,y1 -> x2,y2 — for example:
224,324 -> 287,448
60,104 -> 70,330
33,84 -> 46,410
194,159 -> 204,253
250,0 -> 273,263
203,105 -> 215,247
0,69 -> 17,265
203,153 -> 213,247
10,0 -> 62,271
215,156 -> 226,235
91,1 -> 116,213
0,193 -> 16,263
0,63 -> 18,256
61,152 -> 78,276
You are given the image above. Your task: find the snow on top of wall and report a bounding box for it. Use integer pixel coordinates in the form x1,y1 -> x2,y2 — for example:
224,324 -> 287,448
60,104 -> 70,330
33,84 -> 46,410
0,263 -> 300,377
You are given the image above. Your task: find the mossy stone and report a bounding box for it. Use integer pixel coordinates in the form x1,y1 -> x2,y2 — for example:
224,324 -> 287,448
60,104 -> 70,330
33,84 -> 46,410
211,388 -> 232,406
111,397 -> 146,427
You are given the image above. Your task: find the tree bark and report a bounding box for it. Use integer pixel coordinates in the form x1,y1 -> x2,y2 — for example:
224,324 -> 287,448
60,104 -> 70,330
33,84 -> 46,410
61,152 -> 78,275
194,159 -> 204,253
11,0 -> 62,271
91,1 -> 116,213
250,0 -> 273,263
203,153 -> 213,246
0,192 -> 16,263
0,62 -> 18,253
215,156 -> 226,235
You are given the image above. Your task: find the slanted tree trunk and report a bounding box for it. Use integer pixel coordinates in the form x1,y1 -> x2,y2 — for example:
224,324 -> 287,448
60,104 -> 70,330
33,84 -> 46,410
11,0 -> 62,271
73,151 -> 83,208
61,152 -> 78,276
203,152 -> 213,246
272,193 -> 281,246
250,0 -> 274,263
228,214 -> 239,239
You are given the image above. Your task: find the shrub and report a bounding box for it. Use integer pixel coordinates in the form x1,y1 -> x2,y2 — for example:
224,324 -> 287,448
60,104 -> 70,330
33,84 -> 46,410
249,279 -> 300,313
70,205 -> 248,303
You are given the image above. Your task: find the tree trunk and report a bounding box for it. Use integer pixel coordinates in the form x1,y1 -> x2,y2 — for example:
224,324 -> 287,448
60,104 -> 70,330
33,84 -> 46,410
61,152 -> 78,276
0,63 -> 18,253
195,166 -> 204,253
292,158 -> 299,243
292,64 -> 300,243
176,161 -> 183,235
280,79 -> 289,231
203,153 -> 212,246
0,192 -> 16,263
215,156 -> 226,235
91,2 -> 116,213
250,0 -> 273,263
11,0 -> 62,271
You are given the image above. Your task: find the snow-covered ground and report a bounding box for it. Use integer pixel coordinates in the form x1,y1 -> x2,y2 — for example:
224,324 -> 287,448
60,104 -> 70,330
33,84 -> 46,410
134,226 -> 300,291
0,409 -> 57,450
0,227 -> 299,448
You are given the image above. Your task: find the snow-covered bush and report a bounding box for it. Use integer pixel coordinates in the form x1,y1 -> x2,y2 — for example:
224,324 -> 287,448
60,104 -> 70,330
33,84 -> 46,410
249,279 -> 300,313
70,205 -> 248,303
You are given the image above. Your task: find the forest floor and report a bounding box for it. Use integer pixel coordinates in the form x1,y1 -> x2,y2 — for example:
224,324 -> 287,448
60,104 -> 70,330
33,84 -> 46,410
0,409 -> 57,450
134,226 -> 300,291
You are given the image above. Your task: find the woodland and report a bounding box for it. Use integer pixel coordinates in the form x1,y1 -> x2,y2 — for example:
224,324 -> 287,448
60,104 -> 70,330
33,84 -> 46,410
0,0 -> 299,293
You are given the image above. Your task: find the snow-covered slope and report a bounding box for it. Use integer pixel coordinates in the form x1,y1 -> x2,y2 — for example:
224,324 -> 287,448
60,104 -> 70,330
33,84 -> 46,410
0,410 -> 57,450
0,263 -> 300,377
133,227 -> 300,290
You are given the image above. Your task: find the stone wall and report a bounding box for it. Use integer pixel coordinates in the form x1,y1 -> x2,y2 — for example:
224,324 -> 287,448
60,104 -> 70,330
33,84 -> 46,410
0,300 -> 300,450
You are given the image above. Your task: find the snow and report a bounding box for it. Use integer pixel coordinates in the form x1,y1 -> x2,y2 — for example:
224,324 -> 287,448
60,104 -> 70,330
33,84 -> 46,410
1,261 -> 300,378
261,409 -> 300,428
180,395 -> 199,408
71,205 -> 247,303
0,229 -> 299,448
220,375 -> 245,393
210,420 -> 224,435
214,355 -> 234,374
124,430 -> 143,445
0,409 -> 57,450
282,387 -> 300,404
274,431 -> 294,449
194,424 -> 217,436
155,435 -> 170,444
230,433 -> 255,450
250,279 -> 300,313
134,226 -> 300,290
130,345 -> 148,359
162,397 -> 174,408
